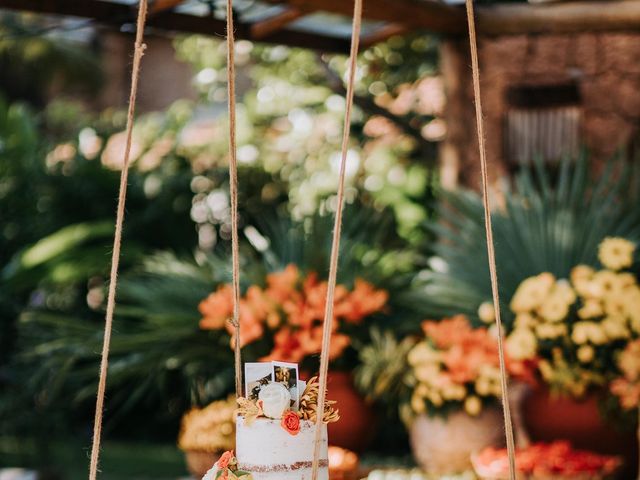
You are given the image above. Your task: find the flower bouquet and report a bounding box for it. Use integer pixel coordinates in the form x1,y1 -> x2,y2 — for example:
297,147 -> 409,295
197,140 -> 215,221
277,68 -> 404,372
472,441 -> 621,480
198,264 -> 388,369
503,237 -> 640,398
178,396 -> 237,477
358,315 -> 534,474
406,315 -> 532,419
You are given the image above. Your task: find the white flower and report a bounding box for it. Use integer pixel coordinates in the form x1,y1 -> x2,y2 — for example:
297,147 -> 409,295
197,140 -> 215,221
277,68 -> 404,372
258,382 -> 291,419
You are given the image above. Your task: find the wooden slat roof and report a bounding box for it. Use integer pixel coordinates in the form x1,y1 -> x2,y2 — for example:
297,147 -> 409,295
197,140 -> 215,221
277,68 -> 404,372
1,0 -> 640,52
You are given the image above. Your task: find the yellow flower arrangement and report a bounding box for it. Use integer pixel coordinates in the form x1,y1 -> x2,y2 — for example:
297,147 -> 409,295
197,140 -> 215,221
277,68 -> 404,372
503,237 -> 640,398
178,396 -> 236,453
510,272 -> 555,313
598,237 -> 635,271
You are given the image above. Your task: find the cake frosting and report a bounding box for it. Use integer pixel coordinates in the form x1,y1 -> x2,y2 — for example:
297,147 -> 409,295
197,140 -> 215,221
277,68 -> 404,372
235,416 -> 329,480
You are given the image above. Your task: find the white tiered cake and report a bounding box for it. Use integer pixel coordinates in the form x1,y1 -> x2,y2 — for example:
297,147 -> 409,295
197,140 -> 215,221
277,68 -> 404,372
235,417 -> 328,480
201,364 -> 337,480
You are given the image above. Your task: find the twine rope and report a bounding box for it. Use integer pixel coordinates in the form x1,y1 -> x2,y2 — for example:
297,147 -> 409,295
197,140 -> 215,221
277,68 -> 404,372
465,1 -> 516,478
225,0 -> 242,400
311,1 -> 363,479
88,1 -> 148,479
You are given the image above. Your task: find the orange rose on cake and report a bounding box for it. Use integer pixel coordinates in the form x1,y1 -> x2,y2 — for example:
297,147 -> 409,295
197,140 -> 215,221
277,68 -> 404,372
281,410 -> 300,435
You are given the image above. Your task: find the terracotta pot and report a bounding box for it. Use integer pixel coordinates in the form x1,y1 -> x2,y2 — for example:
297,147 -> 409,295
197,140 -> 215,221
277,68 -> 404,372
409,407 -> 505,475
521,386 -> 638,479
324,371 -> 377,452
184,450 -> 220,478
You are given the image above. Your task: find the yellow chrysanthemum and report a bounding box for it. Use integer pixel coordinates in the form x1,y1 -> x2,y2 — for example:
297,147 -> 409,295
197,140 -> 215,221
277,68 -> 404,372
535,323 -> 567,339
411,392 -> 426,414
571,265 -> 595,283
464,396 -> 482,416
510,273 -> 555,313
617,272 -> 637,288
598,237 -> 635,271
428,390 -> 444,407
571,265 -> 595,297
442,384 -> 467,401
514,313 -> 537,329
556,280 -> 577,304
572,321 -> 608,345
601,316 -> 630,340
577,299 -> 603,319
536,294 -> 569,322
506,328 -> 538,360
604,294 -> 628,317
577,345 -> 595,363
414,364 -> 442,383
590,270 -> 623,298
415,383 -> 430,398
624,286 -> 640,314
477,301 -> 495,324
475,377 -> 491,396
408,342 -> 441,366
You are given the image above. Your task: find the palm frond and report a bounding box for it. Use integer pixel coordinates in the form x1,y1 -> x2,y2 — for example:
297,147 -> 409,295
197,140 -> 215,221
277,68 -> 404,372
407,155 -> 640,325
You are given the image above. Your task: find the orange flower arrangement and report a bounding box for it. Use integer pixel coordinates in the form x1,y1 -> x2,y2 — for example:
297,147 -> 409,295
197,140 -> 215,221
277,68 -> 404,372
407,315 -> 535,417
198,264 -> 388,363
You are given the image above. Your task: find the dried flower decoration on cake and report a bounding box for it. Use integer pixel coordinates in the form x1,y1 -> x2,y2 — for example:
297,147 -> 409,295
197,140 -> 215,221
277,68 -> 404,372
281,410 -> 300,435
298,376 -> 340,423
235,397 -> 263,426
201,450 -> 253,480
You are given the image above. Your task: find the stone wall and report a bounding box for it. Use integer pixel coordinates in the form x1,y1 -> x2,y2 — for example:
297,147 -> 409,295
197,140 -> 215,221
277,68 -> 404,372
99,31 -> 197,112
440,32 -> 640,189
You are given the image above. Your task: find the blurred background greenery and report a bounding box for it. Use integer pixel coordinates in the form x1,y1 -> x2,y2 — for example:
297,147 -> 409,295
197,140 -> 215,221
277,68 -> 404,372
3,7 -> 640,480
0,11 -> 441,477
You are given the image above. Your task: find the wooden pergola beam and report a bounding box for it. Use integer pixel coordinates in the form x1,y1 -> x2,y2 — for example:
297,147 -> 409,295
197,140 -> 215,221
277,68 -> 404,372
149,0 -> 186,13
250,7 -> 305,39
261,0 -> 466,34
475,0 -> 640,36
0,0 -> 351,52
3,0 -> 640,49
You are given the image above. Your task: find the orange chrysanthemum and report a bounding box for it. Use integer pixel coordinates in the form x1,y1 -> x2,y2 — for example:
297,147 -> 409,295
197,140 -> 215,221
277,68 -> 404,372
198,264 -> 388,362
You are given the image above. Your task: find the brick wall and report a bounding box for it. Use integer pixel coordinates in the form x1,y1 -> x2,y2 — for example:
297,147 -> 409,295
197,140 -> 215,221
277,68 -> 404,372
440,33 -> 640,189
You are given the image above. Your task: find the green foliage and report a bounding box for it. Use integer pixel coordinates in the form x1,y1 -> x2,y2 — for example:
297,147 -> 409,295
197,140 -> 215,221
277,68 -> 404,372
406,157 -> 640,325
355,329 -> 416,408
174,34 -> 440,240
1,28 -> 443,447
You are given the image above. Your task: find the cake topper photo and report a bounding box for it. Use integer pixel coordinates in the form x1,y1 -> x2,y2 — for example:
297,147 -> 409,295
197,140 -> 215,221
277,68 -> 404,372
244,361 -> 300,410
272,361 -> 299,410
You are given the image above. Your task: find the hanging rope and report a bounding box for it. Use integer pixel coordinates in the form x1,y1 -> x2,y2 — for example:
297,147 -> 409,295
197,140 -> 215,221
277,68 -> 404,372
311,1 -> 363,479
225,0 -> 243,400
88,2 -> 148,479
465,1 -> 516,478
